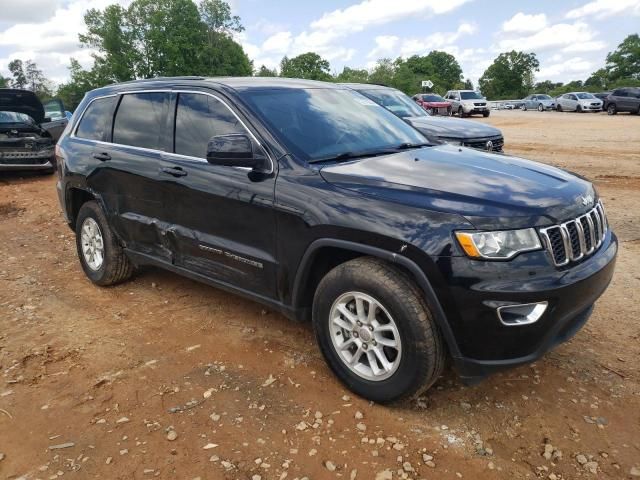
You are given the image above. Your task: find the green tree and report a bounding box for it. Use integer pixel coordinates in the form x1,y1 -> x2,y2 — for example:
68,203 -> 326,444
198,0 -> 244,36
280,52 -> 331,81
334,66 -> 369,83
201,31 -> 252,76
0,75 -> 8,87
8,59 -> 27,89
534,80 -> 563,93
463,78 -> 474,90
25,60 -> 50,96
56,59 -> 109,110
255,65 -> 277,77
584,68 -> 609,89
368,58 -> 396,87
401,51 -> 463,93
479,51 -> 539,99
606,33 -> 640,81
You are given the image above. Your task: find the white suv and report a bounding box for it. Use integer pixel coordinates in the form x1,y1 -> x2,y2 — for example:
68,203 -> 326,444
445,90 -> 490,118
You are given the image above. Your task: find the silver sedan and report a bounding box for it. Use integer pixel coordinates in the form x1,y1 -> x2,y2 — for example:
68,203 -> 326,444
556,92 -> 603,112
522,94 -> 556,111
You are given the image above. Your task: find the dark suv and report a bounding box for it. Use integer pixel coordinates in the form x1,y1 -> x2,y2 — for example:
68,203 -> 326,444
605,87 -> 640,115
56,78 -> 617,403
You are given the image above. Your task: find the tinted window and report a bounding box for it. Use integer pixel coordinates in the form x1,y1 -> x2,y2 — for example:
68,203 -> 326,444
76,96 -> 118,141
174,93 -> 244,158
242,88 -> 426,162
613,89 -> 627,97
357,88 -> 427,118
113,92 -> 170,150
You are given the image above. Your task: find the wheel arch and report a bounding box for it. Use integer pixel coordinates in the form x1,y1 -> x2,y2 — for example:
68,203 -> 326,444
291,238 -> 461,358
65,186 -> 103,227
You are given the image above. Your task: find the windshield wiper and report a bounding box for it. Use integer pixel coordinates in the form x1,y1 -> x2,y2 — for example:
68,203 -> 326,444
392,142 -> 431,150
309,149 -> 396,164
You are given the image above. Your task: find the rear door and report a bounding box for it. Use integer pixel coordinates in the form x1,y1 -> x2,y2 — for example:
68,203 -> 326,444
159,89 -> 278,298
88,91 -> 177,261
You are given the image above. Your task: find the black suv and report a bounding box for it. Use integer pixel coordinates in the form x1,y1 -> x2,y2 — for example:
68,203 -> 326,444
605,87 -> 640,115
56,78 -> 617,403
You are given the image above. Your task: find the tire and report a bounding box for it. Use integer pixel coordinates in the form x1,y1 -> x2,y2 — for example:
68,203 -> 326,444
538,104 -> 544,112
557,104 -> 563,112
576,105 -> 583,113
447,106 -> 452,116
75,201 -> 134,286
607,104 -> 617,115
523,105 -> 527,111
458,106 -> 465,118
483,110 -> 490,118
312,257 -> 446,403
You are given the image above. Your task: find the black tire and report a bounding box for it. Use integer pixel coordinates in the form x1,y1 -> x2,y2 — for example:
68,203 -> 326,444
523,104 -> 527,111
458,106 -> 465,117
538,104 -> 544,112
607,104 -> 617,115
312,257 -> 446,403
576,105 -> 583,113
447,106 -> 452,116
557,104 -> 563,112
483,110 -> 490,118
75,201 -> 134,286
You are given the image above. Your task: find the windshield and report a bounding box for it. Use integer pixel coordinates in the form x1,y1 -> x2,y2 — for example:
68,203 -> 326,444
576,92 -> 596,99
423,94 -> 445,102
460,91 -> 484,100
242,88 -> 427,162
358,88 -> 427,118
537,95 -> 552,100
0,111 -> 34,124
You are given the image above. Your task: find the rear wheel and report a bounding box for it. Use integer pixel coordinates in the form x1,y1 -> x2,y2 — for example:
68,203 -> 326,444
313,257 -> 446,403
523,104 -> 527,111
75,201 -> 134,286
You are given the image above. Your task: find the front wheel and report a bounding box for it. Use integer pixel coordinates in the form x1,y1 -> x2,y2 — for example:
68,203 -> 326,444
75,201 -> 134,286
557,104 -> 563,112
312,257 -> 446,403
483,110 -> 490,117
523,104 -> 528,111
538,104 -> 544,112
458,106 -> 465,117
576,105 -> 583,113
607,104 -> 617,115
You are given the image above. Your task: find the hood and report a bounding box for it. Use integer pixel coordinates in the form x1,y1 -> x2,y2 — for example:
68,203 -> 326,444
405,116 -> 501,140
0,89 -> 45,125
319,145 -> 595,229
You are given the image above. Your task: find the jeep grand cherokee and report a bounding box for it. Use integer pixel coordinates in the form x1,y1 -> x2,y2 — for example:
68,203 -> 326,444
55,78 -> 617,403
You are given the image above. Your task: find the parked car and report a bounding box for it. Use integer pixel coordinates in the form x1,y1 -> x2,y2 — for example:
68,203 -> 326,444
444,89 -> 490,117
0,88 -> 68,173
604,87 -> 640,115
412,93 -> 451,115
593,92 -> 611,105
343,83 -> 504,152
556,92 -> 602,112
522,94 -> 556,111
57,77 -> 617,403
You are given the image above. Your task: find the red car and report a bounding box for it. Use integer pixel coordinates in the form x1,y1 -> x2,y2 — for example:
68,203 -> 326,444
412,93 -> 452,115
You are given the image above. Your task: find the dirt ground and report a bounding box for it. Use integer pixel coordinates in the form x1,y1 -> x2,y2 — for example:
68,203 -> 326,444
1,110 -> 639,480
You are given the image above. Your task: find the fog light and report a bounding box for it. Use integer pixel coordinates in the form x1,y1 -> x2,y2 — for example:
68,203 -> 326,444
497,302 -> 548,326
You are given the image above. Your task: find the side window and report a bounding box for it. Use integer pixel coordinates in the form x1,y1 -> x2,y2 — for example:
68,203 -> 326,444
174,93 -> 245,159
113,92 -> 170,151
614,89 -> 626,97
75,96 -> 118,141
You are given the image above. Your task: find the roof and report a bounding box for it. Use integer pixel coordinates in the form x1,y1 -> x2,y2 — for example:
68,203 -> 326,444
88,76 -> 347,97
339,83 -> 393,91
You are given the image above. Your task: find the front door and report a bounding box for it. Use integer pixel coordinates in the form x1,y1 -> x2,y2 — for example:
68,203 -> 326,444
159,90 -> 278,299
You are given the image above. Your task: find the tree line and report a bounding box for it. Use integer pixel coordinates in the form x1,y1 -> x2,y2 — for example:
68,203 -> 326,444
1,0 -> 638,109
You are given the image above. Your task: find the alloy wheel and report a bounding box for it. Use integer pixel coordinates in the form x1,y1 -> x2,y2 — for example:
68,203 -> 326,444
328,291 -> 402,381
80,217 -> 105,271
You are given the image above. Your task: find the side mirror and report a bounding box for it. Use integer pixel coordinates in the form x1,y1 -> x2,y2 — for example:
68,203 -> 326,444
206,134 -> 268,171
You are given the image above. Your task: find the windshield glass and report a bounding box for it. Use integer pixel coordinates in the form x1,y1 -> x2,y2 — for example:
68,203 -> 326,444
460,91 -> 484,100
0,111 -> 34,124
537,95 -> 552,100
358,88 -> 427,118
242,88 -> 427,162
423,94 -> 446,102
576,92 -> 595,99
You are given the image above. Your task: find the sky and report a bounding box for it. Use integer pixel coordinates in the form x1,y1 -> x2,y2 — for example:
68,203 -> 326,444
0,0 -> 639,88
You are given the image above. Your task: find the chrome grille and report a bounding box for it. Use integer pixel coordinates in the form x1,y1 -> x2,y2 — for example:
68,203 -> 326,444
539,202 -> 607,267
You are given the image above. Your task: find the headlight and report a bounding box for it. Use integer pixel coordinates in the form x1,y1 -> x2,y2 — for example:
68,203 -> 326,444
455,228 -> 541,259
441,138 -> 463,146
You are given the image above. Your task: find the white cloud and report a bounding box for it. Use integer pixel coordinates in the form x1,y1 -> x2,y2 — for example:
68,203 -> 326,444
397,23 -> 477,57
0,0 -> 63,24
495,21 -> 599,52
262,31 -> 293,54
566,0 -> 640,19
367,35 -> 400,59
537,56 -> 595,80
310,0 -> 473,34
562,40 -> 607,53
502,12 -> 548,33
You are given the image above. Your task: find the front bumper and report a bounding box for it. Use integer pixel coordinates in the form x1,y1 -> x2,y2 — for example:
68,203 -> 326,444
0,160 -> 54,171
0,151 -> 55,172
581,104 -> 602,111
434,230 -> 617,382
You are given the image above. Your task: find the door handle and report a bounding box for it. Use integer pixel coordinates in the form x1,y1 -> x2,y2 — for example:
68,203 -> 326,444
160,166 -> 187,177
92,152 -> 111,161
